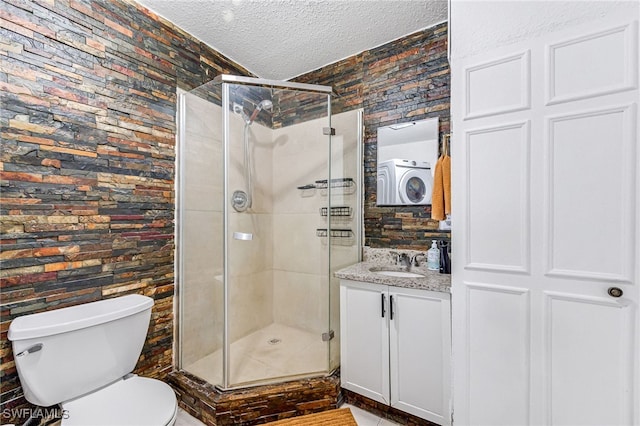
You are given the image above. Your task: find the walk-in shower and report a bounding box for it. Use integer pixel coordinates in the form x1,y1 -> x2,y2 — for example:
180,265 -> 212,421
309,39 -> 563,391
177,75 -> 362,390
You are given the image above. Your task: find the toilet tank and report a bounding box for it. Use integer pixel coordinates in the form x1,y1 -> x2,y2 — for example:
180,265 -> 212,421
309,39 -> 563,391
8,294 -> 154,407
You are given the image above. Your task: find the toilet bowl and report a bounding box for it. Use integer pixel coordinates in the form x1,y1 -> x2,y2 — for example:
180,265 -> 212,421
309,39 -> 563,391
8,295 -> 177,426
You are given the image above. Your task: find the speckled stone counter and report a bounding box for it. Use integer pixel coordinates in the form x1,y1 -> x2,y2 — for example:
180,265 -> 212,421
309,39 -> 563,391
334,247 -> 451,293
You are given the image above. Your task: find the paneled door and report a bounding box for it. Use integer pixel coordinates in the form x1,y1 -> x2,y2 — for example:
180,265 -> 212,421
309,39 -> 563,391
451,15 -> 639,426
340,281 -> 390,405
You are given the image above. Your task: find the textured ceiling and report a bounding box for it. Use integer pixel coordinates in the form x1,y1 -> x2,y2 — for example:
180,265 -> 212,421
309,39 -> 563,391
450,0 -> 637,59
135,0 -> 448,80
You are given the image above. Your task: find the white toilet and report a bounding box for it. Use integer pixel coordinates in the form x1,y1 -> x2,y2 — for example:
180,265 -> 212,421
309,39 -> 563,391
8,294 -> 178,426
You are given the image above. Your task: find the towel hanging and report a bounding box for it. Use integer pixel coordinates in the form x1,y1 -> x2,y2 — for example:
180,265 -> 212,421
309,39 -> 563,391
431,134 -> 451,220
443,155 -> 451,215
431,155 -> 445,220
443,135 -> 451,215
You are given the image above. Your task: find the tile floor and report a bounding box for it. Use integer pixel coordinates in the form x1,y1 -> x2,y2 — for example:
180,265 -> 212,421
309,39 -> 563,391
184,323 -> 327,387
343,404 -> 401,426
175,404 -> 400,426
175,409 -> 206,426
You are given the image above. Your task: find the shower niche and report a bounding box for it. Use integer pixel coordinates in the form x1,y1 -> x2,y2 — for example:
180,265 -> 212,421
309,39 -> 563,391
177,75 -> 362,391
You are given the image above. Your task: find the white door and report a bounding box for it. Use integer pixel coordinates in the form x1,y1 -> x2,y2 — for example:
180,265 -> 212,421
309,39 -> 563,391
389,288 -> 451,425
340,280 -> 390,404
451,15 -> 639,426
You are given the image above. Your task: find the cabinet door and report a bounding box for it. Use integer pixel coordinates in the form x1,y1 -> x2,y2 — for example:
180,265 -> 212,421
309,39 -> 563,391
340,280 -> 390,404
389,288 -> 451,425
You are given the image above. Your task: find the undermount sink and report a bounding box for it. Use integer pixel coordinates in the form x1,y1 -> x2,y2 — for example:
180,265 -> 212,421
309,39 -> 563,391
369,267 -> 426,278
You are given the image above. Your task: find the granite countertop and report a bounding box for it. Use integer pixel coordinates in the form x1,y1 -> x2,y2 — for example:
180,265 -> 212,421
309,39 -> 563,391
334,261 -> 451,293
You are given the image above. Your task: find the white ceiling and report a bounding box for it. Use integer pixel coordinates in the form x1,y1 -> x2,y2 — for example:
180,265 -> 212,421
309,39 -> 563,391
135,0 -> 448,80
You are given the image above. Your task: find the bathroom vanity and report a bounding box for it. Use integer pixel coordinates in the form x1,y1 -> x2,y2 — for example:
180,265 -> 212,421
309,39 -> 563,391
335,251 -> 451,425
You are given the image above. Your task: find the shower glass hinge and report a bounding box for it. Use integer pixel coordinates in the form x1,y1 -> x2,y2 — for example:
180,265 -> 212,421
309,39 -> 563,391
322,330 -> 335,341
323,127 -> 335,136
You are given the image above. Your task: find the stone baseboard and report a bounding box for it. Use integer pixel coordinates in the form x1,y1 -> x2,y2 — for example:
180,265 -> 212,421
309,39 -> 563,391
167,370 -> 342,425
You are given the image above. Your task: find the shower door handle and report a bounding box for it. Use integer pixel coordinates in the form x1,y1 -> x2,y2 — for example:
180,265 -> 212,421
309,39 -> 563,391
381,293 -> 386,318
233,232 -> 253,241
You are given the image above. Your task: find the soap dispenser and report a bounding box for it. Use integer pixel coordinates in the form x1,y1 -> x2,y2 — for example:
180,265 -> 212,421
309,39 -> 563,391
427,240 -> 440,271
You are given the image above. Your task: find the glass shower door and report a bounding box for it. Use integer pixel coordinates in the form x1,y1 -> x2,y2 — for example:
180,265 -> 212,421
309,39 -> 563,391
224,83 -> 333,388
327,109 -> 363,372
178,81 -> 225,388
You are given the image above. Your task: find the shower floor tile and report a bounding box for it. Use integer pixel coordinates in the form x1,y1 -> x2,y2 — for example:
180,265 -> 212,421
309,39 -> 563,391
185,323 -> 328,387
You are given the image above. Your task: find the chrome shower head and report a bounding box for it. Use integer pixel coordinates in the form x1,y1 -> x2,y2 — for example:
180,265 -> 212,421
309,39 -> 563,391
247,99 -> 273,124
257,100 -> 273,111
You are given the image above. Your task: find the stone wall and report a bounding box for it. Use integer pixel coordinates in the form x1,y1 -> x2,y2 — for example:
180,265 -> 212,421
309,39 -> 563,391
293,23 -> 451,249
0,0 -> 251,421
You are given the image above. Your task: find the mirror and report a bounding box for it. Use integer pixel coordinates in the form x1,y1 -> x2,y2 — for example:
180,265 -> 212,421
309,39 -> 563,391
376,117 -> 439,206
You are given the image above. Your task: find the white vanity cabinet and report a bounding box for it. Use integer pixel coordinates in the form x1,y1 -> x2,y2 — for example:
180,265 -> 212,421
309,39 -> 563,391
340,279 -> 451,425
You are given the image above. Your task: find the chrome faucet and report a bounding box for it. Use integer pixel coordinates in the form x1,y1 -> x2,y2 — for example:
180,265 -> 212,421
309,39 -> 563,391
411,253 -> 427,267
389,251 -> 410,267
398,253 -> 411,268
387,250 -> 430,268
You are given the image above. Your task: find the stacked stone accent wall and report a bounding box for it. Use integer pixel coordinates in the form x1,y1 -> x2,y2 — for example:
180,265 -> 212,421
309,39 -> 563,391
293,23 -> 451,249
0,0 -> 251,422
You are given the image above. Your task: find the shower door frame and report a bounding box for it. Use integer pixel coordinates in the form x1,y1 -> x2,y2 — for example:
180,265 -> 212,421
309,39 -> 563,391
220,75 -> 335,390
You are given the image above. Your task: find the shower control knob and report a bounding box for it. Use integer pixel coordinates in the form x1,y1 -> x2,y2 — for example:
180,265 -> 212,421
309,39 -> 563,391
607,287 -> 623,298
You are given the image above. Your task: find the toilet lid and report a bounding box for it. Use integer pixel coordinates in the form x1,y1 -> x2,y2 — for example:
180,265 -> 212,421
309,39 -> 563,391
62,376 -> 177,426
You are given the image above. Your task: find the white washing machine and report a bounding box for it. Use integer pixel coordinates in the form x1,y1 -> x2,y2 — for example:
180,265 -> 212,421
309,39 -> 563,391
377,159 -> 433,205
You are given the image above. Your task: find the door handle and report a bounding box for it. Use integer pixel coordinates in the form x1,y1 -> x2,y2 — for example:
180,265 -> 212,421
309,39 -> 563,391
389,295 -> 394,320
607,287 -> 623,298
381,293 -> 386,318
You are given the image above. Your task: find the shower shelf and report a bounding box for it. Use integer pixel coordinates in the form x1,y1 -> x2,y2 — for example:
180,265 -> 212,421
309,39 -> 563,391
296,184 -> 316,190
316,228 -> 354,238
314,178 -> 355,189
320,206 -> 352,217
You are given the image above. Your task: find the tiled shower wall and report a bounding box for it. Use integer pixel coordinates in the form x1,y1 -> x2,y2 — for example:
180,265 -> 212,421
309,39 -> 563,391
293,23 -> 451,249
0,0 -> 251,418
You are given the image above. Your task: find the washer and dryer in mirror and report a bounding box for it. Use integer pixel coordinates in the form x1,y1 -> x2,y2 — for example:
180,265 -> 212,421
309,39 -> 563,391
377,159 -> 433,205
376,117 -> 439,206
